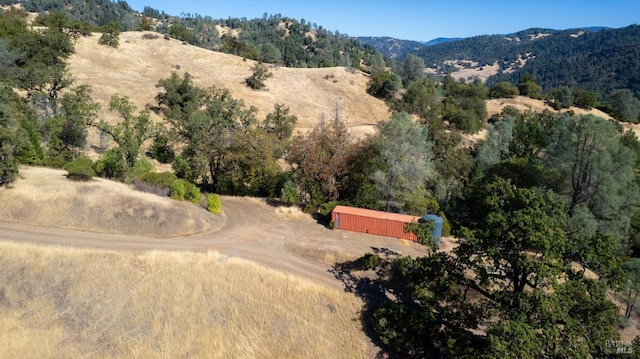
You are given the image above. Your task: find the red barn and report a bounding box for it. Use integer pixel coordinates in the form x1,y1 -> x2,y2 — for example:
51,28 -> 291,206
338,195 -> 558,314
331,205 -> 420,241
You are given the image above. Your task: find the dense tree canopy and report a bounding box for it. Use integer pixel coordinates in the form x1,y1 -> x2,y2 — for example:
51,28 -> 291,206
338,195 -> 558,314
369,176 -> 623,358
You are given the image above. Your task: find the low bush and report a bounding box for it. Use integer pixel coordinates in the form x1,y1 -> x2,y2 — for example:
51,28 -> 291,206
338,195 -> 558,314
207,193 -> 221,214
150,133 -> 174,163
134,171 -> 177,197
357,253 -> 381,270
183,180 -> 201,205
168,178 -> 200,203
280,180 -> 300,206
172,156 -> 194,181
64,156 -> 95,181
129,156 -> 154,181
95,148 -> 127,179
169,179 -> 186,200
142,171 -> 178,189
318,201 -> 340,224
438,211 -> 452,237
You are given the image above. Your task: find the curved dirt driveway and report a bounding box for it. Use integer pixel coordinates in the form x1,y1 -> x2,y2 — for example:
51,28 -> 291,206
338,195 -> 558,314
0,196 -> 430,287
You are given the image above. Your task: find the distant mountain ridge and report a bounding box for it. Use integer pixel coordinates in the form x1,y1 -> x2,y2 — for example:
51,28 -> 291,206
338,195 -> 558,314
357,26 -> 612,60
357,25 -> 639,98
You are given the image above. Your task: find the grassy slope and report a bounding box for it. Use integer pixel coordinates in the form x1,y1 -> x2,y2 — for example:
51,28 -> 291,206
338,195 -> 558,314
68,31 -> 390,143
0,241 -> 368,358
0,167 -> 219,237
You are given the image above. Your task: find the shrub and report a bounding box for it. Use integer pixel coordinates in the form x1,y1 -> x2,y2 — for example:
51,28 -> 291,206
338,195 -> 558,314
167,178 -> 201,203
129,156 -> 154,181
280,180 -> 300,206
169,179 -> 186,200
142,171 -> 177,188
489,81 -> 519,98
207,193 -> 222,214
95,148 -> 127,179
98,20 -> 120,48
172,156 -> 194,181
134,171 -> 178,196
358,253 -> 381,270
150,133 -> 174,163
318,201 -> 340,223
438,212 -> 452,237
64,156 -> 95,181
182,180 -> 201,204
245,62 -> 273,90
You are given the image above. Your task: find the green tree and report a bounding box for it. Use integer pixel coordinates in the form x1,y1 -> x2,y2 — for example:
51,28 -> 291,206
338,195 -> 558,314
442,76 -> 488,134
98,95 -> 153,171
402,53 -> 425,85
545,114 -> 638,241
517,74 -> 542,99
58,85 -> 100,149
64,156 -> 95,181
98,20 -> 120,48
155,73 -> 260,192
168,23 -> 194,43
263,103 -> 297,141
260,42 -> 281,64
550,85 -> 573,109
607,89 -> 640,123
367,69 -> 401,100
488,81 -> 519,98
394,77 -> 439,120
216,127 -> 282,196
9,26 -> 74,117
0,102 -> 23,185
475,116 -> 514,169
621,258 -> 640,320
154,72 -> 203,124
373,112 -> 433,213
571,86 -> 599,109
245,62 -> 273,90
507,109 -> 554,162
372,177 -> 623,357
280,179 -> 300,206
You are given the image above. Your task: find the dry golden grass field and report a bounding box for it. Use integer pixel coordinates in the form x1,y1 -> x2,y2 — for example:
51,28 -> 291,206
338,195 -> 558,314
0,167 -> 432,358
0,241 -> 369,358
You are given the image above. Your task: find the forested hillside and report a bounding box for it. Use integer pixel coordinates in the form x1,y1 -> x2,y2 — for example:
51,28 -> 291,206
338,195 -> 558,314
361,26 -> 640,99
10,0 -> 383,69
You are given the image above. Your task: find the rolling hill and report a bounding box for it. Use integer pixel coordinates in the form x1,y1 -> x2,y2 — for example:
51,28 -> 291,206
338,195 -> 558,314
67,30 -> 389,144
359,25 -> 640,97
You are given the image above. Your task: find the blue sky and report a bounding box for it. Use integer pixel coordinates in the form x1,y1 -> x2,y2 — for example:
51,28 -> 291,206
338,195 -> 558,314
125,0 -> 639,41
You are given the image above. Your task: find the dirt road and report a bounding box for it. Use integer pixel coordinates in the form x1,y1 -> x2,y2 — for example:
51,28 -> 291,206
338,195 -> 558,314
0,196 -> 430,287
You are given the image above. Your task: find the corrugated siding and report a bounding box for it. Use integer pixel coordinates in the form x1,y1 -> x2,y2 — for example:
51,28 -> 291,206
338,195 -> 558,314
332,206 -> 420,241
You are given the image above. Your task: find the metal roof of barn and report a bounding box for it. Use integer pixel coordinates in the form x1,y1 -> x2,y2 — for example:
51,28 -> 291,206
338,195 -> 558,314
332,205 -> 420,223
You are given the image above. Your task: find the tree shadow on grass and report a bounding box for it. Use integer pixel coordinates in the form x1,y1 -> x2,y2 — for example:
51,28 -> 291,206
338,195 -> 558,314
328,247 -> 408,359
